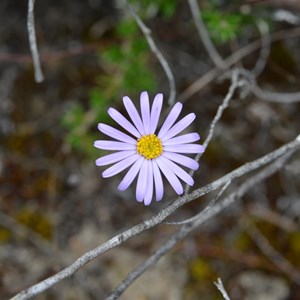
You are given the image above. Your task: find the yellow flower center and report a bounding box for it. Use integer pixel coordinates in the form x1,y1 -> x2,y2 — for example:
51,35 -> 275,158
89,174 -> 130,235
136,134 -> 163,159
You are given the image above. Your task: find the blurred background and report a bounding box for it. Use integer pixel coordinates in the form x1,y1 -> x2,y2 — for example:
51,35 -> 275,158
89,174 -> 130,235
0,0 -> 300,299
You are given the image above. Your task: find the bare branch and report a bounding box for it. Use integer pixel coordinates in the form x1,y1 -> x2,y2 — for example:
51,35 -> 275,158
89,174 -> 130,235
185,69 -> 239,194
106,150 -> 296,299
188,0 -> 226,69
251,83 -> 300,103
0,210 -> 52,256
179,26 -> 300,101
9,135 -> 300,300
125,1 -> 176,106
252,20 -> 270,76
247,222 -> 300,285
172,179 -> 231,225
202,70 -> 238,149
247,204 -> 299,232
214,278 -> 231,300
27,0 -> 44,83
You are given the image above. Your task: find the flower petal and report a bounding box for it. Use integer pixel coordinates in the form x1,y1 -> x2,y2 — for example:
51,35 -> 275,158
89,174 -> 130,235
140,91 -> 151,135
162,152 -> 199,170
96,150 -> 136,166
123,96 -> 145,135
158,102 -> 182,139
98,123 -> 137,144
161,113 -> 196,142
108,108 -> 141,138
164,144 -> 205,154
163,132 -> 200,146
156,157 -> 183,195
118,157 -> 144,191
150,93 -> 163,134
152,160 -> 164,201
159,156 -> 194,186
94,140 -> 136,151
102,154 -> 139,178
136,160 -> 148,202
144,161 -> 154,205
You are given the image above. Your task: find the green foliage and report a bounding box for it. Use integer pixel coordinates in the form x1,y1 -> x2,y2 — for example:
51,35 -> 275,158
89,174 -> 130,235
288,232 -> 300,254
202,8 -> 254,44
203,11 -> 242,43
129,0 -> 180,19
61,90 -> 110,157
16,208 -> 52,240
61,103 -> 85,131
0,227 -> 11,243
189,258 -> 215,280
101,35 -> 156,94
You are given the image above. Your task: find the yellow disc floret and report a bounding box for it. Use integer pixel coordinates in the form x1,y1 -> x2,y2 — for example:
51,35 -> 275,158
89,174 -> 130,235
136,134 -> 163,159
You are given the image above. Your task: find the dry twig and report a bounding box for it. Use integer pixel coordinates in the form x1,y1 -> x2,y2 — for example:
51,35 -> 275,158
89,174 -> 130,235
214,278 -> 231,300
188,0 -> 226,69
27,0 -> 44,82
10,135 -> 300,300
125,1 -> 176,106
246,222 -> 300,285
105,150 -> 296,299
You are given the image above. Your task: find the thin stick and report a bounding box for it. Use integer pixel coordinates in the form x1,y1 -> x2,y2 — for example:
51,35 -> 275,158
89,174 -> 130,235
179,27 -> 300,101
0,211 -> 52,256
252,20 -> 270,76
105,151 -> 294,300
188,0 -> 226,69
126,1 -> 176,106
214,278 -> 231,300
27,0 -> 44,82
247,222 -> 300,284
185,69 -> 239,194
251,83 -> 300,103
171,179 -> 231,225
9,135 -> 300,300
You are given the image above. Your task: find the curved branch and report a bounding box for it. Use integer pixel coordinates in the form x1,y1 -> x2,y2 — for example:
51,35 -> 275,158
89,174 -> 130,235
188,0 -> 226,69
125,1 -> 176,106
9,135 -> 300,300
179,27 -> 300,101
185,69 -> 239,194
27,0 -> 44,82
214,278 -> 231,300
251,83 -> 300,103
106,150 -> 296,299
252,20 -> 271,76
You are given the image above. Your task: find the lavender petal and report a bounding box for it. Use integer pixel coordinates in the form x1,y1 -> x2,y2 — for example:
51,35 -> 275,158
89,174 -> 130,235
108,108 -> 141,138
96,150 -> 136,166
118,157 -> 144,191
94,140 -> 136,151
150,93 -> 163,134
102,154 -> 139,178
163,132 -> 200,146
136,159 -> 148,202
164,144 -> 205,154
158,102 -> 182,139
161,113 -> 196,141
156,157 -> 183,195
140,91 -> 151,135
159,156 -> 194,186
152,159 -> 164,201
123,96 -> 145,136
98,123 -> 137,144
143,161 -> 153,205
162,152 -> 199,170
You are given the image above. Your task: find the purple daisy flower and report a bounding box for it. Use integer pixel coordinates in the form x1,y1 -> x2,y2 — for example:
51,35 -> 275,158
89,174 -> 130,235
94,91 -> 205,205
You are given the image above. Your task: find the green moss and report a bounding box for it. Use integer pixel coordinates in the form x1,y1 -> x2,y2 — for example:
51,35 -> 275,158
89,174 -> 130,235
16,208 -> 52,240
189,258 -> 214,281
